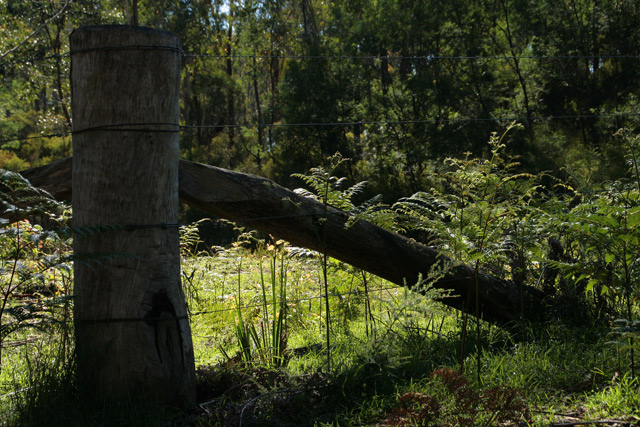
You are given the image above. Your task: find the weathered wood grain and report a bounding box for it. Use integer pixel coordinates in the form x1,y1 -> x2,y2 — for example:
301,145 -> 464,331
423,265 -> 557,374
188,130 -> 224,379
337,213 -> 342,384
70,25 -> 195,408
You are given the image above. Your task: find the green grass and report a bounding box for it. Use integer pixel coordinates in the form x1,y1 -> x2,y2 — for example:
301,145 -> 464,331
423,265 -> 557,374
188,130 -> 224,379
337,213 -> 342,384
1,247 -> 639,426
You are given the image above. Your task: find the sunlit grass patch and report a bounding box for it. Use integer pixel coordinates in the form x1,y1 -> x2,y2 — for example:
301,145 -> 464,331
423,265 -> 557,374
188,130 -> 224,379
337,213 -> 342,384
0,243 -> 639,425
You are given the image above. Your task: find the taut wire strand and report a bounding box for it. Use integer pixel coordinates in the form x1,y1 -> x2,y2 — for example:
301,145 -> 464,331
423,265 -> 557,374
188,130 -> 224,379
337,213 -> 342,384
72,122 -> 181,134
69,45 -> 183,55
2,112 -> 639,145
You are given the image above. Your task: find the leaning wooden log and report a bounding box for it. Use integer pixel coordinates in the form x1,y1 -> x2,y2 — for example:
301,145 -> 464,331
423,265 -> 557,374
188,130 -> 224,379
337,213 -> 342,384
14,157 -> 547,326
18,157 -> 72,203
178,161 -> 547,326
0,157 -> 72,224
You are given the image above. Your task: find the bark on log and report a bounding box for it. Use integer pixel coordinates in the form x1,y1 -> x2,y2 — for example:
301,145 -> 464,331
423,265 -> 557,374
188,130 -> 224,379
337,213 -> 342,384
15,157 -> 547,327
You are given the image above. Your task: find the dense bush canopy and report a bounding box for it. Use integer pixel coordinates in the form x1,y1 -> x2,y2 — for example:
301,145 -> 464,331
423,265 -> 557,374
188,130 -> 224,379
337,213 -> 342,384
1,0 -> 640,197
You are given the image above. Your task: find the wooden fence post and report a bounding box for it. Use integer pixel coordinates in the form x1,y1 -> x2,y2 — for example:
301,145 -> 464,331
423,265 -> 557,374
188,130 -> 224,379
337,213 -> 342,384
70,25 -> 195,408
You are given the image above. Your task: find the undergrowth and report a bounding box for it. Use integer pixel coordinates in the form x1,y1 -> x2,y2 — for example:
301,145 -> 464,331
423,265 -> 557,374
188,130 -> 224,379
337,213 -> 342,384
1,231 -> 638,426
2,130 -> 640,425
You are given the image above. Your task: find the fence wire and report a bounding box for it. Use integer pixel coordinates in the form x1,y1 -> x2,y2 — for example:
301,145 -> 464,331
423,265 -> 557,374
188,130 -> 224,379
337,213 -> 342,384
7,50 -> 640,64
17,280 -> 423,325
2,110 -> 640,146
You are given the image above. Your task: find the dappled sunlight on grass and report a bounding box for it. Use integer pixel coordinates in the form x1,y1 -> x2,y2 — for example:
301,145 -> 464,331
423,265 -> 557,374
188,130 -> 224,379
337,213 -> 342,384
1,247 -> 639,425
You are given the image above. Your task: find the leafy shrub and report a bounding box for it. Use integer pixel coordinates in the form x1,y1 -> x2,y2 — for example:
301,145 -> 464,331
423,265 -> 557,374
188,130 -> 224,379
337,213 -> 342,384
0,170 -> 72,370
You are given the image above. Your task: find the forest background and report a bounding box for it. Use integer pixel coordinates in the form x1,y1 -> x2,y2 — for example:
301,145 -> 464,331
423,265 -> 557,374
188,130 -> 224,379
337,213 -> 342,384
2,0 -> 639,204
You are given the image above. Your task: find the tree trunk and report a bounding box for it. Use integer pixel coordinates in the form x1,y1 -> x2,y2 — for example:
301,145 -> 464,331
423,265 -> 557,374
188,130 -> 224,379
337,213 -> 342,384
70,26 -> 195,408
16,156 -> 547,327
226,7 -> 235,148
252,55 -> 264,166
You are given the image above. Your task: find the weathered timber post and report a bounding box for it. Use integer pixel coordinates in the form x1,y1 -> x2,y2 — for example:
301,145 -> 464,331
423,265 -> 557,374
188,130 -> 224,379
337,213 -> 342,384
70,26 -> 195,408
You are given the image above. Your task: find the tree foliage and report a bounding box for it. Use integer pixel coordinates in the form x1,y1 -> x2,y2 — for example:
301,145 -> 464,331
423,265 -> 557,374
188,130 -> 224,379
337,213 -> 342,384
1,0 -> 639,194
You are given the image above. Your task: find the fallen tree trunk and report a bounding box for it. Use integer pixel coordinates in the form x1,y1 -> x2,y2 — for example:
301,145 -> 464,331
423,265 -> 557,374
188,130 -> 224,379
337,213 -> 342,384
18,157 -> 72,203
16,157 -> 547,326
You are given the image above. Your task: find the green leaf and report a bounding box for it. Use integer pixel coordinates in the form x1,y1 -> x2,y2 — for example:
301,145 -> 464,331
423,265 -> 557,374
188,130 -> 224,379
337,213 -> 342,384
586,277 -> 599,293
605,253 -> 616,265
629,208 -> 640,228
